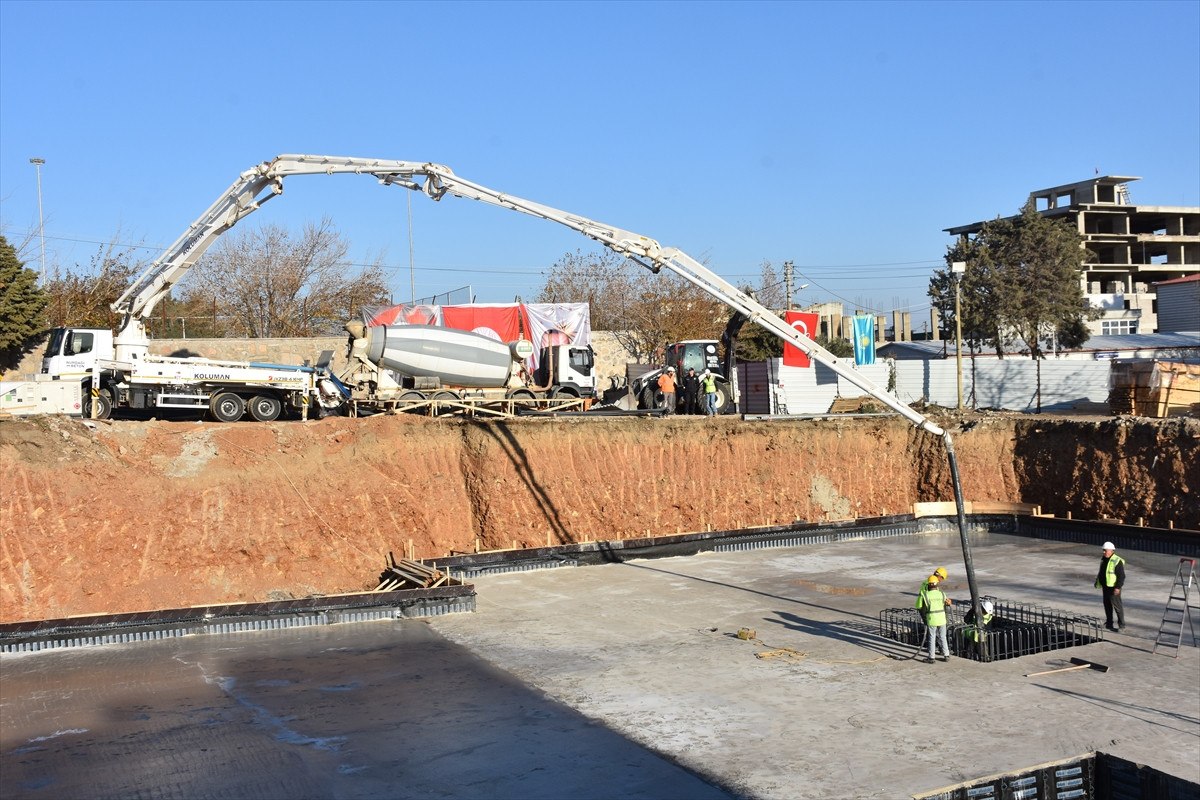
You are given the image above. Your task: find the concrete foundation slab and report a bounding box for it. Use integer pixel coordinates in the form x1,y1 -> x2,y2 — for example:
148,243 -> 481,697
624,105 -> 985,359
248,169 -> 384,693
428,532 -> 1200,798
2,531 -> 1197,799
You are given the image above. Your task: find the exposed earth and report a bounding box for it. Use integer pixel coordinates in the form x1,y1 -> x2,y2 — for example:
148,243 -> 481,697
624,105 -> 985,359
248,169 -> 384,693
1,410 -> 1197,623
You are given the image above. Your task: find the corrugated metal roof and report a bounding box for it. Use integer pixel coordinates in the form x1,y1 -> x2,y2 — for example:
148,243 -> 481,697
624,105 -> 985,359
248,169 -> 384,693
879,332 -> 1200,360
1155,273 -> 1200,286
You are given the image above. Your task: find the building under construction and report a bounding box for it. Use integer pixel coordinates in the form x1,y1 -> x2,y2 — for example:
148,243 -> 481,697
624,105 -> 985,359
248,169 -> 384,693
946,175 -> 1200,336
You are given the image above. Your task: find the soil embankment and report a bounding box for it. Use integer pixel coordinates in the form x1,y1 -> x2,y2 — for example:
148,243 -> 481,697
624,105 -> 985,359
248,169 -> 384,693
1,413 -> 1196,623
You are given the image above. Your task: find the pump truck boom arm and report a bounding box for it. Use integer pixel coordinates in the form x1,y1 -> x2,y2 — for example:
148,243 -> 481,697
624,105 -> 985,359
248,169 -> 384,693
115,153 -> 982,619
116,154 -> 943,437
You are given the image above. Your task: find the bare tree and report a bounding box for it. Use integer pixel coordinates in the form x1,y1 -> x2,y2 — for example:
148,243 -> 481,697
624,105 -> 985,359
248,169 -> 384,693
537,249 -> 727,362
42,235 -> 146,329
755,260 -> 787,310
536,249 -> 636,330
183,218 -> 388,337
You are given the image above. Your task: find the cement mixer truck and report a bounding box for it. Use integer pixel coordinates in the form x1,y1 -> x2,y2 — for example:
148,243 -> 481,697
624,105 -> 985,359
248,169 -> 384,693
335,321 -> 596,415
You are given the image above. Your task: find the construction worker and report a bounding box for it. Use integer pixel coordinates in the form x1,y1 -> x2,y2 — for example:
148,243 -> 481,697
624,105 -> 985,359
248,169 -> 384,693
921,566 -> 949,592
1095,541 -> 1126,632
657,367 -> 677,415
916,574 -> 952,663
965,599 -> 995,642
682,367 -> 701,415
700,370 -> 718,417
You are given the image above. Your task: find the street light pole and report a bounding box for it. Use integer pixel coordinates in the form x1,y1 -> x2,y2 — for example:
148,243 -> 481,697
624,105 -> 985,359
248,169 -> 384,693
951,261 -> 966,410
29,157 -> 47,284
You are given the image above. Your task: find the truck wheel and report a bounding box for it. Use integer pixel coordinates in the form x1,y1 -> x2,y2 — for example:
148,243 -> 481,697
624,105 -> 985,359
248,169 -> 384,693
548,386 -> 579,409
640,386 -> 662,410
248,394 -> 282,422
430,390 -> 459,416
209,392 -> 245,423
714,383 -> 733,415
83,388 -> 113,420
506,389 -> 536,410
397,390 -> 426,413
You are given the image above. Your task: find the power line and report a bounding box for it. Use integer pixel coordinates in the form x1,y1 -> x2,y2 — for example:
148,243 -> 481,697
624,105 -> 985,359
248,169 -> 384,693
2,223 -> 940,310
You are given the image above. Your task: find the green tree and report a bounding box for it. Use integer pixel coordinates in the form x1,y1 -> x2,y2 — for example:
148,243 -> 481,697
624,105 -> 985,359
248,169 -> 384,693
183,218 -> 388,337
933,201 -> 1097,412
0,235 -> 49,372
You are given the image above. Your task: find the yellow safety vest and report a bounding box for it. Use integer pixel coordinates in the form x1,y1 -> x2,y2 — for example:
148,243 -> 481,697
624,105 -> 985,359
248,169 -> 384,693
970,612 -> 993,642
917,586 -> 946,627
1095,554 -> 1125,588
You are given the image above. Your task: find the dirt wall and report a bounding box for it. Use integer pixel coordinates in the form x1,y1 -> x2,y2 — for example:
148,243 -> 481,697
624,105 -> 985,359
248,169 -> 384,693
1,413 -> 1196,623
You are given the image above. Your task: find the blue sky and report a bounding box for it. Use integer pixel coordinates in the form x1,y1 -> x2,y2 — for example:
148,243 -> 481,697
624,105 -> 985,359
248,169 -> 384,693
2,0 -> 1197,325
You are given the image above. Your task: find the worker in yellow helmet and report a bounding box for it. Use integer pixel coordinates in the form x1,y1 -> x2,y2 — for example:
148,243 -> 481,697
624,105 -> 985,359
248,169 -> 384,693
916,573 -> 952,663
921,566 -> 949,593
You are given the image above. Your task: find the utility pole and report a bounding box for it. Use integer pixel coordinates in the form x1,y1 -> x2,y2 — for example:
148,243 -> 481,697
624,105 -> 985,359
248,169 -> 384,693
407,191 -> 416,304
951,261 -> 966,409
784,260 -> 794,310
29,158 -> 46,284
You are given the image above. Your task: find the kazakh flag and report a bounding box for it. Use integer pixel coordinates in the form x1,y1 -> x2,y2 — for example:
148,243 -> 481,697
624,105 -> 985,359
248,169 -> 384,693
853,315 -> 875,365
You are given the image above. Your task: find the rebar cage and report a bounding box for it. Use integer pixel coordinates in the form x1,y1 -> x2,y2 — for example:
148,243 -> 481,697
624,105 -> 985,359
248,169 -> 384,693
879,597 -> 1105,663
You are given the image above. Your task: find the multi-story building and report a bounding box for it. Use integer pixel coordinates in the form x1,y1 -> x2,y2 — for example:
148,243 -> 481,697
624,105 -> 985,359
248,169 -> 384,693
945,176 -> 1200,334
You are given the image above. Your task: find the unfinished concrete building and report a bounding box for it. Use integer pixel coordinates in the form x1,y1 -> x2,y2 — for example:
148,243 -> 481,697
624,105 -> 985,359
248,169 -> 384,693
945,176 -> 1200,335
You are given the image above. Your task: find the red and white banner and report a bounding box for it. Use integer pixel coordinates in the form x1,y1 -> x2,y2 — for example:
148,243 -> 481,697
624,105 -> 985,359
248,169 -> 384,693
365,303 -> 442,326
782,311 -> 819,368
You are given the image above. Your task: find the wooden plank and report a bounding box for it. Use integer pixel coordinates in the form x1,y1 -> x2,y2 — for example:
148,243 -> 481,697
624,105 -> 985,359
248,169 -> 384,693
912,501 -> 965,518
971,501 -> 1041,515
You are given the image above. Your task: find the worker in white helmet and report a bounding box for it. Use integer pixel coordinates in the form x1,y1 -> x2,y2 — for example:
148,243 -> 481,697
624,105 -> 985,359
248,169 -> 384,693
656,366 -> 677,415
1095,542 -> 1126,632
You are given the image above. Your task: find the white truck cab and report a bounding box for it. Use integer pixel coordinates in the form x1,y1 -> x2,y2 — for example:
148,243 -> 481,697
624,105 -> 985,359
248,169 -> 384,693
41,327 -> 114,381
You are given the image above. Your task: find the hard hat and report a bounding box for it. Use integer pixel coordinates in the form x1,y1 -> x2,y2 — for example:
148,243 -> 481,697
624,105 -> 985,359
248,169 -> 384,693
667,366 -> 675,372
927,575 -> 940,585
982,600 -> 994,614
934,566 -> 948,579
1102,541 -> 1115,550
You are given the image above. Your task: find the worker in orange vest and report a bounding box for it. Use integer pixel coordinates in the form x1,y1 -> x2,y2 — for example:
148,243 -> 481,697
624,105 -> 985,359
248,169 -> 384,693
657,367 -> 677,415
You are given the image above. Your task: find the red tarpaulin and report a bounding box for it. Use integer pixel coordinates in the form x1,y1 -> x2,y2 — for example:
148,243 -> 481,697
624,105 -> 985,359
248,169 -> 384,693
441,304 -> 526,344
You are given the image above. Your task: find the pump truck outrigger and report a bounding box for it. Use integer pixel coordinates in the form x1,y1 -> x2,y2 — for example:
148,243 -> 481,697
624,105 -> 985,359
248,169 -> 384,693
37,153 -> 986,627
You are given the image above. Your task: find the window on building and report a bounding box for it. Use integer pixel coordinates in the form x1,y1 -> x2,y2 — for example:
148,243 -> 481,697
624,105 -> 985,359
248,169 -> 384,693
1101,320 -> 1138,335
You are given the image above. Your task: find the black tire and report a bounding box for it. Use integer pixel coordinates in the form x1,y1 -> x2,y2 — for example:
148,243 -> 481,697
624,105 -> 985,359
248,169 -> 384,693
209,392 -> 245,423
640,386 -> 663,410
506,389 -> 537,411
248,394 -> 282,422
714,383 -> 734,415
430,390 -> 459,416
82,387 -> 113,420
396,390 -> 426,413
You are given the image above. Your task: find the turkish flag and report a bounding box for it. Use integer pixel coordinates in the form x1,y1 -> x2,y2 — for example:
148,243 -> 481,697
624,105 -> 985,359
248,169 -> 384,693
783,311 -> 819,368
